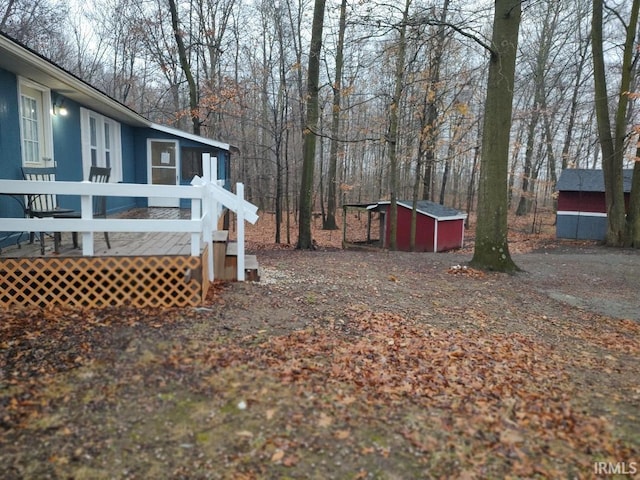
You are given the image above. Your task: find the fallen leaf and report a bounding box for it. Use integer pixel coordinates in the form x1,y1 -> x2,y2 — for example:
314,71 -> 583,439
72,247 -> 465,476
271,450 -> 284,462
500,429 -> 524,445
283,455 -> 298,467
339,396 -> 357,406
317,412 -> 333,428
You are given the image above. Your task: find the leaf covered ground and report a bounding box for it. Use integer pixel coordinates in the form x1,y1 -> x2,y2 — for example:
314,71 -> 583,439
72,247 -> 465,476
1,213 -> 639,479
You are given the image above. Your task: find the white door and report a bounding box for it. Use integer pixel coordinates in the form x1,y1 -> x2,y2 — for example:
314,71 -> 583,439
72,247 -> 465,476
148,139 -> 180,207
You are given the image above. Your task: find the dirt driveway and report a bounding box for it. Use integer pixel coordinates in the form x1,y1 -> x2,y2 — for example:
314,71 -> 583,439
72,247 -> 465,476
1,242 -> 639,479
516,246 -> 640,322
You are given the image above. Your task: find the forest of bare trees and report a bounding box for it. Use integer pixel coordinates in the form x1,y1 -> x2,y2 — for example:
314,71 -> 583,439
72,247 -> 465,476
2,0 -> 639,256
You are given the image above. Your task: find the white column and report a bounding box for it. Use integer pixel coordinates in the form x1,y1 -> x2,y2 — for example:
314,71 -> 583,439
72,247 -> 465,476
190,195 -> 201,257
236,183 -> 245,281
81,192 -> 94,256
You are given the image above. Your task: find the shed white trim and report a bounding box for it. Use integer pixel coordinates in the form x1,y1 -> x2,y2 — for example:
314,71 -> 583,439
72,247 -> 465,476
557,211 -> 607,218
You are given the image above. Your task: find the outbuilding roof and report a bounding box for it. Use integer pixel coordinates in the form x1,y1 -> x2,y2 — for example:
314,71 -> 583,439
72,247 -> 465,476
374,200 -> 467,220
556,169 -> 633,193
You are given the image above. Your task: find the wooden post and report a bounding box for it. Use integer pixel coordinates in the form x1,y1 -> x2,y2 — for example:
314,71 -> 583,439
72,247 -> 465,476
81,190 -> 94,256
236,183 -> 245,281
201,153 -> 217,280
342,205 -> 347,246
190,195 -> 201,257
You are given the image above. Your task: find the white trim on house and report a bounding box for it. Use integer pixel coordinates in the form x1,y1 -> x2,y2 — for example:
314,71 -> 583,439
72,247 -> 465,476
17,77 -> 54,167
80,107 -> 123,182
0,35 -> 147,127
150,123 -> 230,150
147,138 -> 180,207
1,34 -> 233,157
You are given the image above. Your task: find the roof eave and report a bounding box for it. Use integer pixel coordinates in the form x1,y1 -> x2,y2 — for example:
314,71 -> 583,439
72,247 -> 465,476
0,33 -> 149,127
150,123 -> 230,151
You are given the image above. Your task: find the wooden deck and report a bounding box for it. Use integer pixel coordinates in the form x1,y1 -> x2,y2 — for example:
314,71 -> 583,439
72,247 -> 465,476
0,207 -> 259,309
0,208 -> 209,309
0,208 -> 197,258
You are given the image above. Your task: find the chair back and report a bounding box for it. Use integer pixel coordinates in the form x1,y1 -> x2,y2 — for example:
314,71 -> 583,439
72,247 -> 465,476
89,166 -> 110,184
21,167 -> 58,213
89,166 -> 111,217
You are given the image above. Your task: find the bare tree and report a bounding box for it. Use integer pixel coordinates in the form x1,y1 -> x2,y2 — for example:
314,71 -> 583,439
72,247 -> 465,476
323,0 -> 347,231
1,0 -> 69,62
592,0 -> 639,246
297,0 -> 326,249
470,0 -> 521,272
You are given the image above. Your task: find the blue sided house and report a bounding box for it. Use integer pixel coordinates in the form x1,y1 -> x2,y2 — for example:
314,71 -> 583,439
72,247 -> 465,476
0,31 -> 232,248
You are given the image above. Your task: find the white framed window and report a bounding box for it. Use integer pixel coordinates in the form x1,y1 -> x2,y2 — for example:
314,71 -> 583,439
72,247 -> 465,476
18,78 -> 54,167
80,107 -> 122,182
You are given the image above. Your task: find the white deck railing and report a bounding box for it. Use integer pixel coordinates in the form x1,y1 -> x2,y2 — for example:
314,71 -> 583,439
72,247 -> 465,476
0,154 -> 258,281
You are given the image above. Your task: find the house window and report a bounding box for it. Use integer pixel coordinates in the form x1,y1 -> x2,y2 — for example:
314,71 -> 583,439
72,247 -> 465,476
89,116 -> 98,166
104,122 -> 111,169
81,108 -> 122,181
18,78 -> 54,166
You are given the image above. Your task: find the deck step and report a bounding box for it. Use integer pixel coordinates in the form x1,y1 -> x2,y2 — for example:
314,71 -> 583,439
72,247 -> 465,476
212,230 -> 229,243
211,233 -> 259,282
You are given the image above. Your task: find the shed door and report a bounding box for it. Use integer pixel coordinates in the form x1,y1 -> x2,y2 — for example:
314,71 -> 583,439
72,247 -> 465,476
148,139 -> 179,207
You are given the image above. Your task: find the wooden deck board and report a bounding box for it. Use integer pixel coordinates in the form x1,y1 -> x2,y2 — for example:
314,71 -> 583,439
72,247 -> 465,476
0,208 -> 200,259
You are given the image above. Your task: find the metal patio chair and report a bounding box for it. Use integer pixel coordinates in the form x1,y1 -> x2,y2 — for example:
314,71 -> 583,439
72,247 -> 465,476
21,166 -> 77,254
52,166 -> 112,250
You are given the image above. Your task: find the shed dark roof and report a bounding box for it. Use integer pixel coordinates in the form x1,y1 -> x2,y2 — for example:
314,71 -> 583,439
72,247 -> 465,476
556,169 -> 633,193
400,200 -> 466,219
374,200 -> 466,219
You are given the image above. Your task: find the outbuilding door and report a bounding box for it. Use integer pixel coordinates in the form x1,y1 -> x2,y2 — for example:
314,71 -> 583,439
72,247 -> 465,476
148,139 -> 180,207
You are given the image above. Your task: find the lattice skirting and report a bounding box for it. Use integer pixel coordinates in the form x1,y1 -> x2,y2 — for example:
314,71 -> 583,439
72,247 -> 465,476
1,250 -> 209,309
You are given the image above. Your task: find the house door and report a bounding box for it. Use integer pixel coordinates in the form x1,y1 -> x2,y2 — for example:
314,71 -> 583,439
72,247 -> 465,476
148,139 -> 180,207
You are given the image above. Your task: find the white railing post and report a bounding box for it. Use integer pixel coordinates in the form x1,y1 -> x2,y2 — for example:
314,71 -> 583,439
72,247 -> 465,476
210,156 -> 218,226
190,193 -> 201,257
80,189 -> 94,256
202,153 -> 217,281
236,182 -> 245,281
205,182 -> 214,282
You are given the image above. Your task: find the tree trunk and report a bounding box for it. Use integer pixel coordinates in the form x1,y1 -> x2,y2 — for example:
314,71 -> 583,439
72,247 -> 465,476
507,123 -> 523,209
421,0 -> 449,203
297,0 -> 326,249
561,34 -> 589,170
515,95 -> 539,216
167,0 -> 200,135
470,0 -> 521,272
592,0 -> 639,246
387,0 -> 411,251
626,154 -> 640,247
324,0 -> 347,231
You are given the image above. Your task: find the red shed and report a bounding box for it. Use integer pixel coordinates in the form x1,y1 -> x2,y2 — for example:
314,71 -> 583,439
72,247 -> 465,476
372,200 -> 467,252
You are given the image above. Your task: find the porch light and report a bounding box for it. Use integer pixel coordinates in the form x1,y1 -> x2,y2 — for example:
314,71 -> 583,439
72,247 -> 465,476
52,97 -> 68,116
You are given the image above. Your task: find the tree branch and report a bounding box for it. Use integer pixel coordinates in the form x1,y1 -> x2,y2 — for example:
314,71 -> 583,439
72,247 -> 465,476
407,16 -> 496,57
